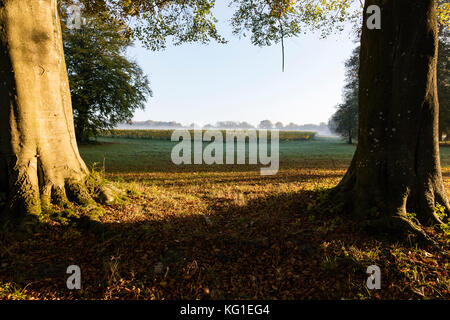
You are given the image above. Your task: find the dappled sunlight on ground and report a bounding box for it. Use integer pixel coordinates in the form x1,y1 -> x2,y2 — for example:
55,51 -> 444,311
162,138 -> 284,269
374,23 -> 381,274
1,164 -> 449,299
1,139 -> 449,299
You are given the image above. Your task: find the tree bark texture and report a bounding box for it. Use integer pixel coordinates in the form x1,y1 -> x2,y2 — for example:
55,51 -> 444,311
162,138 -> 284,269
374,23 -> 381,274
335,0 -> 449,228
0,0 -> 91,218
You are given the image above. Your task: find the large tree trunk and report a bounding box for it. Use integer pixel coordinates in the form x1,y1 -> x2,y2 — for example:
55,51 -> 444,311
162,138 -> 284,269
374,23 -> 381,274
334,0 -> 449,231
0,0 -> 92,218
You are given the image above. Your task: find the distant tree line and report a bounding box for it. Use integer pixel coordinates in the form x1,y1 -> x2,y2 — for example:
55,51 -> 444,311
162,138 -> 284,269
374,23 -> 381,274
118,120 -> 332,134
119,120 -> 184,129
198,121 -> 331,133
328,46 -> 359,144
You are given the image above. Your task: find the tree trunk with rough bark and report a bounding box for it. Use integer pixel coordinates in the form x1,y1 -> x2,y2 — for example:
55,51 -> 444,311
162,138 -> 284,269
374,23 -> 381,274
334,0 -> 449,232
0,0 -> 92,219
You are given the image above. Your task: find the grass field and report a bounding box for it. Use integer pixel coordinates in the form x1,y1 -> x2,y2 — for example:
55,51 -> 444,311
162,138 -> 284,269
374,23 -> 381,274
81,135 -> 450,172
1,136 -> 449,299
81,136 -> 356,173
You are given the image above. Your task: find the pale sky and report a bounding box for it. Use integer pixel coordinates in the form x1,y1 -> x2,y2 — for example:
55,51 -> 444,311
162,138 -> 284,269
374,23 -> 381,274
127,2 -> 359,127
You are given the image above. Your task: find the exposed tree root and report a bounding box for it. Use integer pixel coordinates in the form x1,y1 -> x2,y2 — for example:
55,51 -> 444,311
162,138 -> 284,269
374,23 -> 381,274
359,215 -> 439,248
326,179 -> 447,248
0,169 -> 118,227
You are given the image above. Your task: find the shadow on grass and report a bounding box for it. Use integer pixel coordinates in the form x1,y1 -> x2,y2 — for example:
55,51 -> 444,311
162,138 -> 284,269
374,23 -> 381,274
0,188 -> 444,300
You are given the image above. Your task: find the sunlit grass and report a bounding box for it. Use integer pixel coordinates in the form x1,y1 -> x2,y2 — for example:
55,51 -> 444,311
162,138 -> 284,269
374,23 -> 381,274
0,137 -> 448,299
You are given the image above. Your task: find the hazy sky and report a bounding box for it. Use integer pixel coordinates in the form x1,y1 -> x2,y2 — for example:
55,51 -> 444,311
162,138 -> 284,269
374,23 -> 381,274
128,2 -> 358,127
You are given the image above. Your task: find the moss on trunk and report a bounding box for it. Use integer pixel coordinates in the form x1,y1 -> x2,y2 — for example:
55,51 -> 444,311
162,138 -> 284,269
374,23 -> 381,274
0,0 -> 93,220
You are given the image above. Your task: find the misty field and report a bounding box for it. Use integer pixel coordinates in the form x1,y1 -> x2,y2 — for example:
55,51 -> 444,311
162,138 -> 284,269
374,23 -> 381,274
81,136 -> 354,173
1,136 -> 449,299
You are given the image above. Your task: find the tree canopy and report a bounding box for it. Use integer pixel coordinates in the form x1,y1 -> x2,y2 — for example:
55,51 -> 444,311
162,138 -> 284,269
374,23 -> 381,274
258,120 -> 274,129
60,0 -> 226,50
63,13 -> 152,142
59,0 -> 362,51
